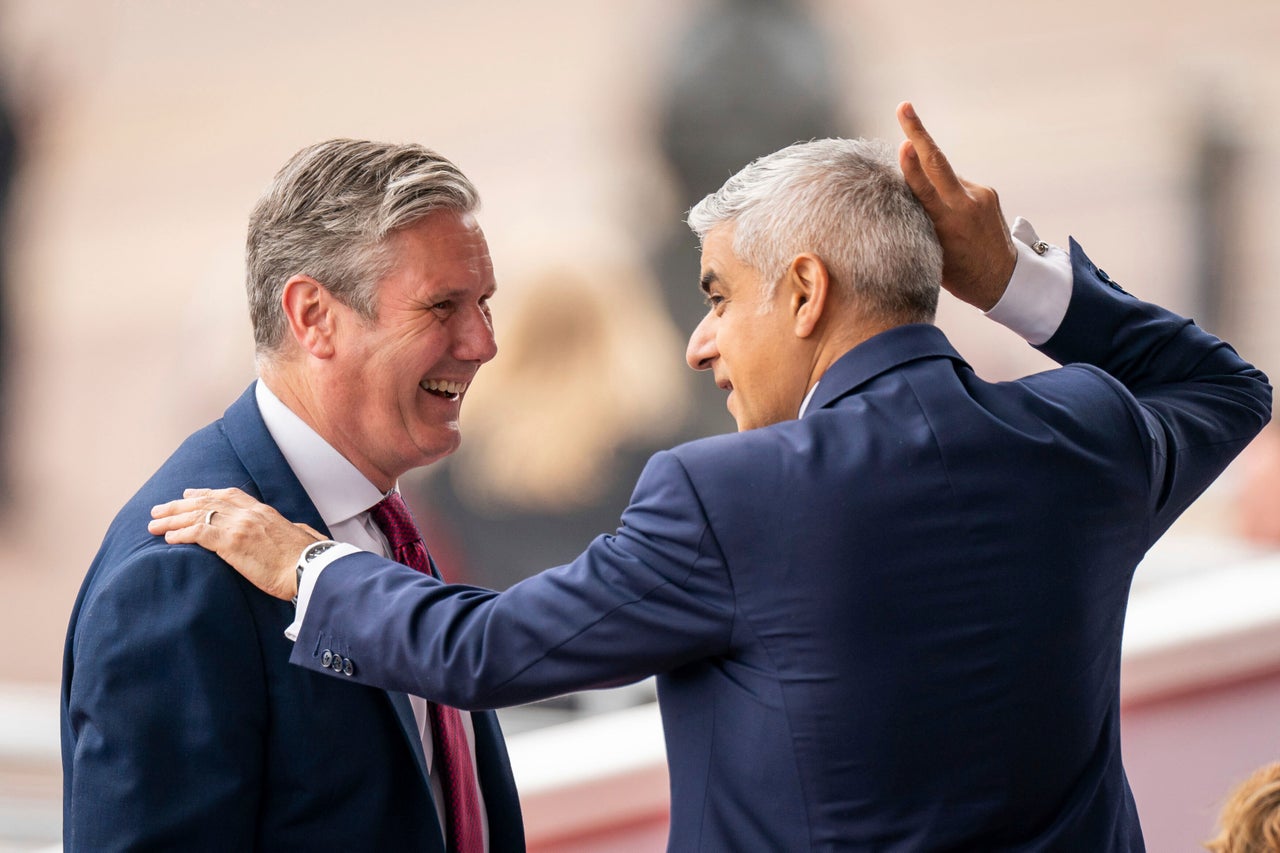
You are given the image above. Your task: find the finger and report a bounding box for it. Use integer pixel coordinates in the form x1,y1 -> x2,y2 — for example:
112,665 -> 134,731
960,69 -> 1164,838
154,487 -> 253,520
147,508 -> 208,535
163,525 -> 216,547
898,139 -> 941,211
182,486 -> 252,503
895,102 -> 964,198
151,497 -> 212,519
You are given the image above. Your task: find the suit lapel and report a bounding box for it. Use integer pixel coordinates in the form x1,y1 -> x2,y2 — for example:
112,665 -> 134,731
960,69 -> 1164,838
220,382 -> 441,801
220,383 -> 327,532
386,691 -> 432,783
472,709 -> 524,849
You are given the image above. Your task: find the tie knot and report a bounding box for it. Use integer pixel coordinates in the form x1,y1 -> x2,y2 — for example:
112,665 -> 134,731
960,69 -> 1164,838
369,491 -> 422,552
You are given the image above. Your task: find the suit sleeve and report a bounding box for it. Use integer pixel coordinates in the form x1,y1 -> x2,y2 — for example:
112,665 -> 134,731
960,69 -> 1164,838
290,450 -> 736,709
63,546 -> 267,851
1035,239 -> 1272,540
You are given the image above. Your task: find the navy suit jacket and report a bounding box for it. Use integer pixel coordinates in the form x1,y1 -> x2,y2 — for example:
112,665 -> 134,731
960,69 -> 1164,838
61,385 -> 524,852
292,244 -> 1270,851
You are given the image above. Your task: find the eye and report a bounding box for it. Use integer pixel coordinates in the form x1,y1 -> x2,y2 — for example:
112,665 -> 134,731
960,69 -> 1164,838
430,300 -> 454,314
704,292 -> 726,313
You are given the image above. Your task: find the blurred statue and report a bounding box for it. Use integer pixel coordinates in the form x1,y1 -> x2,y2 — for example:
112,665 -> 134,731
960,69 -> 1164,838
652,0 -> 846,437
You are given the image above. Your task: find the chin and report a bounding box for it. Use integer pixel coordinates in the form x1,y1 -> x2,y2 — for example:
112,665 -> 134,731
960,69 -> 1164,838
408,431 -> 462,466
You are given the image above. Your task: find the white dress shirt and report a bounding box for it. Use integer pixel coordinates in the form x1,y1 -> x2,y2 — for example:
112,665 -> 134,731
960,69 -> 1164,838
255,381 -> 489,849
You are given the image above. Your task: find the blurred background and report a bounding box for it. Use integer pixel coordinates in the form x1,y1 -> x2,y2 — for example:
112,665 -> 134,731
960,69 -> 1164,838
0,0 -> 1277,849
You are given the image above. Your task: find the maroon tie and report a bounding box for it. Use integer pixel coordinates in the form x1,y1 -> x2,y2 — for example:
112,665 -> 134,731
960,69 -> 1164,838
369,491 -> 484,853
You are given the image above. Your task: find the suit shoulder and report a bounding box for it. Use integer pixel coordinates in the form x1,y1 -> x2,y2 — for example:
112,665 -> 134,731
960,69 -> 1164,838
77,540 -> 254,633
666,420 -> 812,475
95,418 -> 249,559
74,417 -> 260,635
130,418 -> 246,507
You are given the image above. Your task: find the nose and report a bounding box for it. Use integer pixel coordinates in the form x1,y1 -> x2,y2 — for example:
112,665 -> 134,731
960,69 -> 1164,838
686,312 -> 717,371
455,303 -> 498,364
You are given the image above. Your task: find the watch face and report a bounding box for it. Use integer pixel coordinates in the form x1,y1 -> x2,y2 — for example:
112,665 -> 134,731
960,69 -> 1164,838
305,541 -> 336,562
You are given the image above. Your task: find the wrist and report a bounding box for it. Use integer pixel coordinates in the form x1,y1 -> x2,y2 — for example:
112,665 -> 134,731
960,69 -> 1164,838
292,540 -> 337,605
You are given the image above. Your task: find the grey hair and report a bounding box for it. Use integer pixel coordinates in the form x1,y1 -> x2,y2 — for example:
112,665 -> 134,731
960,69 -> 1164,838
686,138 -> 941,324
246,139 -> 480,355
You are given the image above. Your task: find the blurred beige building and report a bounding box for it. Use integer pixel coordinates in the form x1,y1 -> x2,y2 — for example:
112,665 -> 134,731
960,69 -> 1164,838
0,0 -> 1276,849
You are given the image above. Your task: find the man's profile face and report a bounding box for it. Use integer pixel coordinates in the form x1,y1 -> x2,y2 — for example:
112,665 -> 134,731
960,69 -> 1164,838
326,209 -> 498,488
686,225 -> 804,432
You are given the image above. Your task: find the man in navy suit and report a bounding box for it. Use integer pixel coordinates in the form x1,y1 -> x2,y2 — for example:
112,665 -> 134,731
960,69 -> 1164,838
154,104 -> 1271,850
62,140 -> 523,850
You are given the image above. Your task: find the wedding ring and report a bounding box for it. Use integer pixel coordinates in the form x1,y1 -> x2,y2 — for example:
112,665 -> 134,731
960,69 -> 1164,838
204,509 -> 217,526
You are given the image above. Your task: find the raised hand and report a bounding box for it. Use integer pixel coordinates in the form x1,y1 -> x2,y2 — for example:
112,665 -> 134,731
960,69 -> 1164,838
896,101 -> 1018,311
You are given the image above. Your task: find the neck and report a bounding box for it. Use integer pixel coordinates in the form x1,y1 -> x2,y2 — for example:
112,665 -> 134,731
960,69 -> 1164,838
258,357 -> 396,493
258,357 -> 320,436
802,308 -> 907,397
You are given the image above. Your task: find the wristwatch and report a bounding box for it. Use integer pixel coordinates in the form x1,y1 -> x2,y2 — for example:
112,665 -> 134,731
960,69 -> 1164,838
293,540 -> 338,606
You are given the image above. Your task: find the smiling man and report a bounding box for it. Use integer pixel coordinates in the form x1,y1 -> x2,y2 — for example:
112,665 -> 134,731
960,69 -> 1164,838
61,141 -> 523,851
154,105 -> 1270,850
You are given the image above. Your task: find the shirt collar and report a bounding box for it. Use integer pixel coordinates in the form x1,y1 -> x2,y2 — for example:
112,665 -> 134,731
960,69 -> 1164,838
798,380 -> 820,418
254,381 -> 387,527
802,325 -> 966,415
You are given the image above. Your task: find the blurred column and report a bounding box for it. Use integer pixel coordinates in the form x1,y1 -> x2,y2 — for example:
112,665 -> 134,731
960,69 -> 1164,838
1189,100 -> 1242,339
0,82 -> 18,506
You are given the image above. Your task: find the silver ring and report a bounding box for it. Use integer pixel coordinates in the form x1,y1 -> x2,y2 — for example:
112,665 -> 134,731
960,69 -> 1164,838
204,509 -> 217,526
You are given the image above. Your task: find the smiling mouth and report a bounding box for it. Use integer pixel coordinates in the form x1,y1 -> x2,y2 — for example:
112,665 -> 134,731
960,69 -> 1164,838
420,379 -> 468,401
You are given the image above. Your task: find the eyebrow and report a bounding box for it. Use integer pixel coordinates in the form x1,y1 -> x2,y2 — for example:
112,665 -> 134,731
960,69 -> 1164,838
699,271 -> 719,295
425,283 -> 498,302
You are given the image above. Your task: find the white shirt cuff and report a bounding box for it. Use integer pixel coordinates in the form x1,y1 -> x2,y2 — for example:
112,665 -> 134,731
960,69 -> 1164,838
283,542 -> 362,641
983,216 -> 1073,345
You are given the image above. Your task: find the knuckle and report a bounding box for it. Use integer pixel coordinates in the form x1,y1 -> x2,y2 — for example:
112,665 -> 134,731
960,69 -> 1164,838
924,148 -> 950,173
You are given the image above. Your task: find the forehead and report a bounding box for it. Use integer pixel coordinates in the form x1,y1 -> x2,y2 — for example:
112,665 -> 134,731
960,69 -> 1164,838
699,224 -> 753,289
382,210 -> 495,291
700,223 -> 768,297
699,224 -> 737,271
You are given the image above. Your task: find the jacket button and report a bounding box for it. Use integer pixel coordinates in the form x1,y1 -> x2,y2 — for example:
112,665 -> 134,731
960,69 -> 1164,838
331,655 -> 344,673
321,650 -> 333,668
343,659 -> 354,676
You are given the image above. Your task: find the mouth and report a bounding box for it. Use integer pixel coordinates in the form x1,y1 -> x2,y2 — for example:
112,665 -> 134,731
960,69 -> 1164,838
419,378 -> 469,401
715,377 -> 735,412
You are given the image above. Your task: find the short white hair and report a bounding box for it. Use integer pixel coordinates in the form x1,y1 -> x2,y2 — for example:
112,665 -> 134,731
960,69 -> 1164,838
687,138 -> 941,323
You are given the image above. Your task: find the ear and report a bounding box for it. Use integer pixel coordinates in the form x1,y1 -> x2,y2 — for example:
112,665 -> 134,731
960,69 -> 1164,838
280,274 -> 339,359
786,253 -> 830,339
